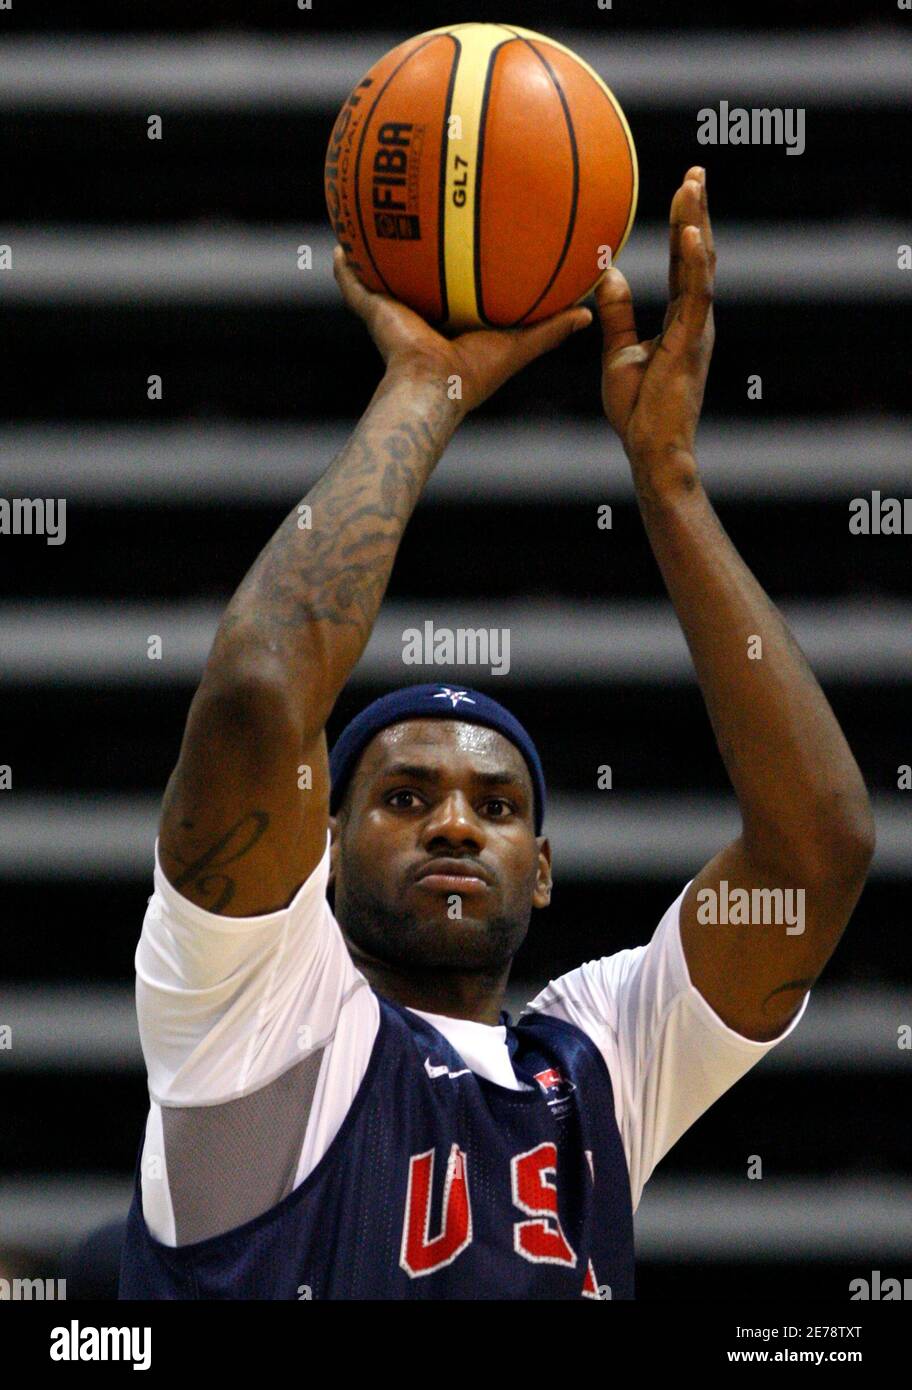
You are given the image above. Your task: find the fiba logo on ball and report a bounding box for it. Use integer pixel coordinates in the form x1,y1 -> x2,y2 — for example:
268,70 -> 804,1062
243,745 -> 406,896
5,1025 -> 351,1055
324,22 -> 637,332
370,122 -> 424,241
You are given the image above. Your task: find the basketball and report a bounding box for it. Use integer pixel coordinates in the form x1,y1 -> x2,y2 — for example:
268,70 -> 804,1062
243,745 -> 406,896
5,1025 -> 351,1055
324,22 -> 638,333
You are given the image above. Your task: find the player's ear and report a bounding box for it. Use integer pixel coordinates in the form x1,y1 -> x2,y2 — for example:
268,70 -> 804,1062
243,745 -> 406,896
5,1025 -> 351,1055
533,837 -> 553,910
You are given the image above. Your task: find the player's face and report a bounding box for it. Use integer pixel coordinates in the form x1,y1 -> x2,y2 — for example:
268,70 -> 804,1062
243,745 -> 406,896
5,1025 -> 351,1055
330,719 -> 552,975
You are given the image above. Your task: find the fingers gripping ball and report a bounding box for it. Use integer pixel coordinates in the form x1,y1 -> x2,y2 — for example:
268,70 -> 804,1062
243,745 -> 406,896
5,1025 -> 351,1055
325,22 -> 638,333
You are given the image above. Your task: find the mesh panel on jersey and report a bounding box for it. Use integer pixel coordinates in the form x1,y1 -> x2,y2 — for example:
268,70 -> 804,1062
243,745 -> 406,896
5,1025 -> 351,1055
162,1048 -> 325,1245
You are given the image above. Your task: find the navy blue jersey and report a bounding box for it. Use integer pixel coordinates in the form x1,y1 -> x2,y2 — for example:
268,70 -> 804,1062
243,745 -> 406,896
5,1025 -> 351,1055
119,994 -> 634,1299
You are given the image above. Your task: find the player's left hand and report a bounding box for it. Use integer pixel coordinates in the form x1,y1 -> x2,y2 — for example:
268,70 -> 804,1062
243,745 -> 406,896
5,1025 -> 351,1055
596,166 -> 715,473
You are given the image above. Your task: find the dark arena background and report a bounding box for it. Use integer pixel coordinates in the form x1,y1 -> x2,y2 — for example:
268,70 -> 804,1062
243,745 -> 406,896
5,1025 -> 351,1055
1,0 -> 910,1306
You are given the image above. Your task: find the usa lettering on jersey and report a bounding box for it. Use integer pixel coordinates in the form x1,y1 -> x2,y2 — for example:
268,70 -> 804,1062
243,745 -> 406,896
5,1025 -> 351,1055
399,1141 -> 603,1296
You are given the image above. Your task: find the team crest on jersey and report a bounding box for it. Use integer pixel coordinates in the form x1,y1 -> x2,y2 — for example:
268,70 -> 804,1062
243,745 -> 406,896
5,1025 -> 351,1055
533,1066 -> 577,1115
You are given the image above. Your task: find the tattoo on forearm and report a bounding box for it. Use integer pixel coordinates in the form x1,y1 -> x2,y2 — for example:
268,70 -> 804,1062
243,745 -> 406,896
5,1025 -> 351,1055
167,811 -> 270,912
226,392 -> 454,655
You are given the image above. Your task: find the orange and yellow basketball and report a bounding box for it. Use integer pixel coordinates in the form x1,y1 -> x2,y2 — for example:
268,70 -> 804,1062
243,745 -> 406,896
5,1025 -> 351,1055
325,22 -> 638,333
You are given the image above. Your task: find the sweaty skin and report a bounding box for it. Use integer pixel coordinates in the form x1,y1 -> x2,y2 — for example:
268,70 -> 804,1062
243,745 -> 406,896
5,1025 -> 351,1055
329,719 -> 551,1024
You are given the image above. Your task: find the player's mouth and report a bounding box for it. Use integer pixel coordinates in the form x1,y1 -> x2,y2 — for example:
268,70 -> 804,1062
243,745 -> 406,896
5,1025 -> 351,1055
412,857 -> 491,894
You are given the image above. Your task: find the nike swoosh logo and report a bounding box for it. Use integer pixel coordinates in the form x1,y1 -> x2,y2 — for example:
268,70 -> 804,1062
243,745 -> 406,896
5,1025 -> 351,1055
424,1057 -> 471,1081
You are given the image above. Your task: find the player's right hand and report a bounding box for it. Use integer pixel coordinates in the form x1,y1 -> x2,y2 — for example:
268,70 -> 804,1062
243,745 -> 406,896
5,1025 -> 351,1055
333,245 -> 591,415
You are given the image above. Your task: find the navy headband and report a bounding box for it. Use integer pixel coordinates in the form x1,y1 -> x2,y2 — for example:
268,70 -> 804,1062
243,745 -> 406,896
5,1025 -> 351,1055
329,683 -> 546,834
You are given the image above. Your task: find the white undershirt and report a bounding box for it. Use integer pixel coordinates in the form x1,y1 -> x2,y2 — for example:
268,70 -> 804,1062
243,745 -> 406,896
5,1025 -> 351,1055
406,1006 -> 532,1090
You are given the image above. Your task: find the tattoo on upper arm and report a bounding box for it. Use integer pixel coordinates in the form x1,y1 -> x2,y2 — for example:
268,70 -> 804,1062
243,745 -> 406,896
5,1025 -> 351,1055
166,811 -> 271,912
762,978 -> 813,1009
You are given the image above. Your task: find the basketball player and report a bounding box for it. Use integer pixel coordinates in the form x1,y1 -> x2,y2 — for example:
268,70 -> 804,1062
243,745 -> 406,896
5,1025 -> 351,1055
119,169 -> 874,1298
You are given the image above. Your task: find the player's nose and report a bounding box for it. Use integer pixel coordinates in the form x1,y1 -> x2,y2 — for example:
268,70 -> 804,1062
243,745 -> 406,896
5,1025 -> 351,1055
420,791 -> 486,845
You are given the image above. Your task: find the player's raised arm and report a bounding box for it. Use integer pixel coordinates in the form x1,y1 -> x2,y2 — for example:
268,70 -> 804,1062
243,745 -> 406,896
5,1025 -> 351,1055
595,166 -> 875,1042
158,250 -> 591,916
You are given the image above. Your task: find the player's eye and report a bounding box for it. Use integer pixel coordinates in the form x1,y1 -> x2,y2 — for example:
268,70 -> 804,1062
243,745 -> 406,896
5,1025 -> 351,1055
386,789 -> 423,809
483,798 -> 514,817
